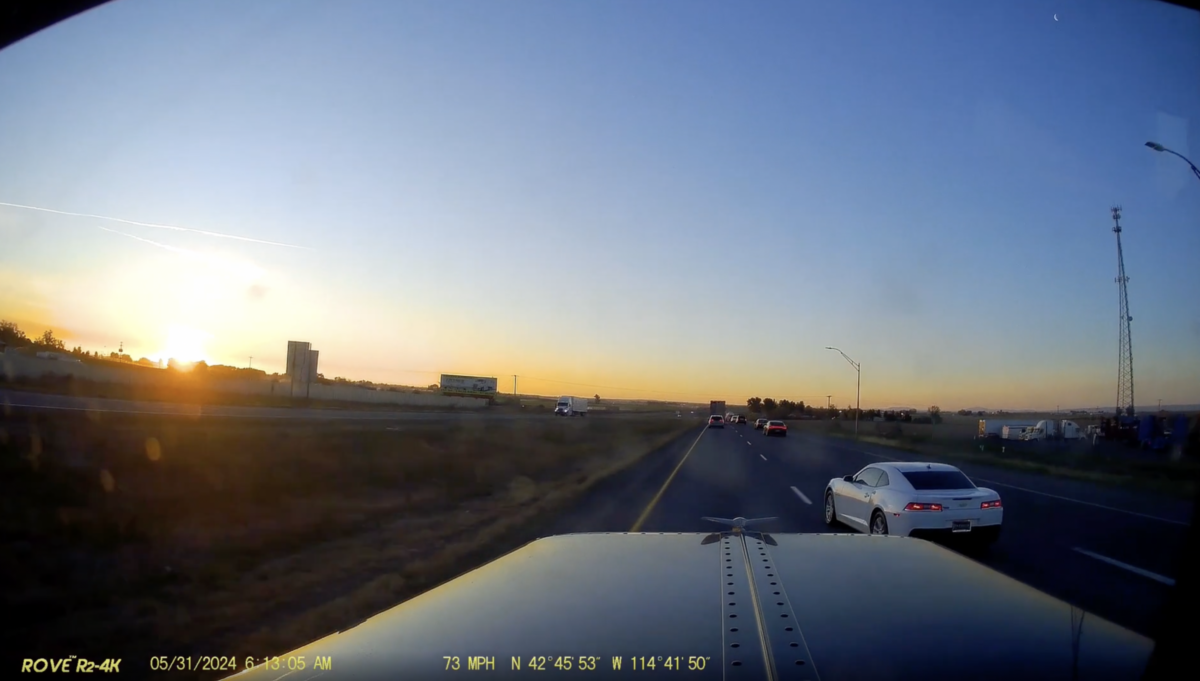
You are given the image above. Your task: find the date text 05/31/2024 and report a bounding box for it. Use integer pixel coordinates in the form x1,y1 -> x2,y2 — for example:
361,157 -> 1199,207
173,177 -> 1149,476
445,656 -> 713,671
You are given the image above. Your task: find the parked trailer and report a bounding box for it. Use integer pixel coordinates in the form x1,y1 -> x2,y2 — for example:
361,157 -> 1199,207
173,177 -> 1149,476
1001,425 -> 1030,440
1023,420 -> 1085,441
978,419 -> 1036,439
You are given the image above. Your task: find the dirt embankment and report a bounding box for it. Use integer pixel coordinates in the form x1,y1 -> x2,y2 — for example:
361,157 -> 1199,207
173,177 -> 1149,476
0,409 -> 694,677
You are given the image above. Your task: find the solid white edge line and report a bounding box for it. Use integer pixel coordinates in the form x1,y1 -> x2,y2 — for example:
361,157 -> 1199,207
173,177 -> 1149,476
1072,547 -> 1176,586
790,486 -> 812,505
972,477 -> 1188,527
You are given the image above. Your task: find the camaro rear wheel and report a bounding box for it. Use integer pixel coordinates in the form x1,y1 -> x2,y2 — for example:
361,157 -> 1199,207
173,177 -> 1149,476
824,492 -> 838,526
870,510 -> 889,535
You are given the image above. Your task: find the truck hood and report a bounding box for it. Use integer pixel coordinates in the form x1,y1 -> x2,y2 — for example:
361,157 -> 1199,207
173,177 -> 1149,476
224,532 -> 1153,681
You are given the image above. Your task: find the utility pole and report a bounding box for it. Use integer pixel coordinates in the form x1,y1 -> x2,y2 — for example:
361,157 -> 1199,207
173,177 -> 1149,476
826,395 -> 832,408
513,375 -> 518,395
826,347 -> 862,438
249,356 -> 253,369
1112,206 -> 1136,419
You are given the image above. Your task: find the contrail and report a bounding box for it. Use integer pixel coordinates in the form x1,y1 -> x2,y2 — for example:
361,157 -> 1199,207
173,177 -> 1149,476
0,200 -> 311,250
98,226 -> 194,256
99,226 -> 264,278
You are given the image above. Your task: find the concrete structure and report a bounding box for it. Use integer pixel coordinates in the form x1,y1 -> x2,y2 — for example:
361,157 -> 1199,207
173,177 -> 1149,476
285,340 -> 319,398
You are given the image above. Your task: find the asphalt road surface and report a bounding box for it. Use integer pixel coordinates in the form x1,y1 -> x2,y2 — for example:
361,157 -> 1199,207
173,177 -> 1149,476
0,389 -> 672,421
548,422 -> 1193,640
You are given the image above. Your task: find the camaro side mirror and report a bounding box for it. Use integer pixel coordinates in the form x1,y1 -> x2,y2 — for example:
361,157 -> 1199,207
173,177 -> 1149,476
842,475 -> 854,482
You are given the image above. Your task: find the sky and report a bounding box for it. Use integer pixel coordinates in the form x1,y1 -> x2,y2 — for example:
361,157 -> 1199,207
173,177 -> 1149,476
0,0 -> 1198,410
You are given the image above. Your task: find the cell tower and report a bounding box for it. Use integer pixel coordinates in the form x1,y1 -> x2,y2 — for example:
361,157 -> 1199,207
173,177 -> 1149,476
1111,206 -> 1135,418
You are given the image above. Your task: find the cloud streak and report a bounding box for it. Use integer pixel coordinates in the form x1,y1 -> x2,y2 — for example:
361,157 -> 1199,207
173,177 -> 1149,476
0,200 -> 311,250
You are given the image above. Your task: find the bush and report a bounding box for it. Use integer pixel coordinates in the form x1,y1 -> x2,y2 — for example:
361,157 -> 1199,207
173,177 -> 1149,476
876,422 -> 903,439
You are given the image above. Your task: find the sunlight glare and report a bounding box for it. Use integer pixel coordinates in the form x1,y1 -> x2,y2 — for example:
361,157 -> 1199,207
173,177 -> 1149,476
158,325 -> 212,364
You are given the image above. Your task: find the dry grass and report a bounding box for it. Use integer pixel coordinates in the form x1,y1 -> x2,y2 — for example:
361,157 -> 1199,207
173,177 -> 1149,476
0,410 -> 693,675
784,416 -> 1200,499
1,375 -> 483,412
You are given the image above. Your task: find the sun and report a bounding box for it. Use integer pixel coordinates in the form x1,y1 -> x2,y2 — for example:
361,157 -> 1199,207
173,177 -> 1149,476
158,325 -> 212,364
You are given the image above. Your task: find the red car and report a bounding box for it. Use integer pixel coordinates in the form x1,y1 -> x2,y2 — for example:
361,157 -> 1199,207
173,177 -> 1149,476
763,420 -> 787,437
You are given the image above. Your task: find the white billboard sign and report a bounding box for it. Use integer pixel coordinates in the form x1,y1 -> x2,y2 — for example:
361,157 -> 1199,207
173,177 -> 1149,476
440,374 -> 498,397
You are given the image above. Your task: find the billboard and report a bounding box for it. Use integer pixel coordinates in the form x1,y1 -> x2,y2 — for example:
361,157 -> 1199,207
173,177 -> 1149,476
286,341 -> 318,397
440,374 -> 498,397
286,341 -> 311,378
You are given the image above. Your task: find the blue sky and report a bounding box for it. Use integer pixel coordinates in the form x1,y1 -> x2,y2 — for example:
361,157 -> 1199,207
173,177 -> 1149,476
0,0 -> 1197,409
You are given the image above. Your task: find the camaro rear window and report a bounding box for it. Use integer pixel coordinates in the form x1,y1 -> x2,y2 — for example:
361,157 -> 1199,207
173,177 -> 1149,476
900,471 -> 976,490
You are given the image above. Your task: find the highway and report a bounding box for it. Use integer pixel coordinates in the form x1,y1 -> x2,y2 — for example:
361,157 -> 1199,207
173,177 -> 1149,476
548,422 -> 1192,640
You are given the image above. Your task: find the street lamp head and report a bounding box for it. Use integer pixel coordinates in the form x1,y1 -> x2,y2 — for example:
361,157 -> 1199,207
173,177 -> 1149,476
1145,141 -> 1165,152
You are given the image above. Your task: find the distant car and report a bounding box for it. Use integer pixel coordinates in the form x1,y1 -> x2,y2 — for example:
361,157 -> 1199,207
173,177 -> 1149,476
707,415 -> 724,428
823,462 -> 1002,546
763,420 -> 787,436
736,415 -> 747,424
754,418 -> 767,429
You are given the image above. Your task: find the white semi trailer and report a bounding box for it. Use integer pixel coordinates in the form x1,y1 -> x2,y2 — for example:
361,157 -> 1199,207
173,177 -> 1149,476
554,396 -> 589,417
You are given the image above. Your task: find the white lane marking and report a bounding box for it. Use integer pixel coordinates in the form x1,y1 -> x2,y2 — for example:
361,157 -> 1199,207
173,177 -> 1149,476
973,478 -> 1188,527
1072,548 -> 1176,586
790,486 -> 812,505
759,454 -> 767,461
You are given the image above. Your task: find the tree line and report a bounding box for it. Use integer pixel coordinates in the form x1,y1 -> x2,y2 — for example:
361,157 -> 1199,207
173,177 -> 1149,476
1,320 -> 67,352
0,320 -> 272,380
745,396 -> 944,424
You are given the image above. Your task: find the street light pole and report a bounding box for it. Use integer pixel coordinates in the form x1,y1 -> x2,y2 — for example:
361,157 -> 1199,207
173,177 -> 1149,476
1145,141 -> 1200,182
825,347 -> 861,437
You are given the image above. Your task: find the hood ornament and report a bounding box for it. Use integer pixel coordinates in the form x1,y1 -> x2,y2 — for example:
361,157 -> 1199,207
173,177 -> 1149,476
700,517 -> 779,545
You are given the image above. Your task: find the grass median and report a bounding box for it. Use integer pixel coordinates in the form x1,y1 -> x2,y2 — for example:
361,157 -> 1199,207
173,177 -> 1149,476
0,410 -> 695,675
784,418 -> 1200,499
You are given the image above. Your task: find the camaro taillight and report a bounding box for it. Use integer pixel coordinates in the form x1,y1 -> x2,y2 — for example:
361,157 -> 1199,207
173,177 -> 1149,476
981,500 -> 1002,509
904,502 -> 943,511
